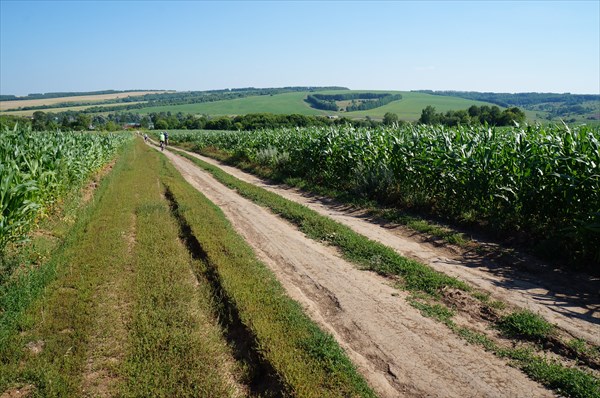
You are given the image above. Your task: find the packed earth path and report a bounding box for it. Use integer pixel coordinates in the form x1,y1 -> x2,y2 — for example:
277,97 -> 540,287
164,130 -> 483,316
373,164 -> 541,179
156,144 -> 561,398
175,147 -> 600,346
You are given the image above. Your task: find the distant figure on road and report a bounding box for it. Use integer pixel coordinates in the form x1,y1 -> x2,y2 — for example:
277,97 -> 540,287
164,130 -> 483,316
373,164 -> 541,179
164,132 -> 169,146
144,133 -> 148,142
159,131 -> 166,151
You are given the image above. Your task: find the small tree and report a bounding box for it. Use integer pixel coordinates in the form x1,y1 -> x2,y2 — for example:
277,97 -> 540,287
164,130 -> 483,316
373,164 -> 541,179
74,114 -> 92,130
383,112 -> 399,126
154,119 -> 168,130
419,106 -> 437,124
32,111 -> 47,131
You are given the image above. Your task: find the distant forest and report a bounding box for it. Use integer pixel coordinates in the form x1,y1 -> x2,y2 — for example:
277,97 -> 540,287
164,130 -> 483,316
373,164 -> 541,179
305,92 -> 402,112
415,90 -> 600,121
415,90 -> 599,107
0,110 -> 403,132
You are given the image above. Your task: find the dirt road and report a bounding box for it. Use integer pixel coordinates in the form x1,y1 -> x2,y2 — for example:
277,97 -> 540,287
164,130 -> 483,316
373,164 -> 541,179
179,149 -> 600,347
160,148 -> 555,398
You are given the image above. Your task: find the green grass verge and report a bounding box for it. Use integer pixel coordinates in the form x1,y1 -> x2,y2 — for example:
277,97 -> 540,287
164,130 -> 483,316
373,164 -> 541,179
159,155 -> 376,397
121,141 -> 237,397
0,142 -> 130,371
1,140 -> 238,396
193,146 -> 470,250
499,348 -> 600,398
375,208 -> 468,246
498,310 -> 555,341
172,148 -> 468,296
409,296 -> 599,398
0,141 -> 134,395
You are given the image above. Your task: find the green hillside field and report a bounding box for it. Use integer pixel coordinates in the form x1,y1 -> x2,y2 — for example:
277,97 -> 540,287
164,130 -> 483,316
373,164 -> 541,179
131,90 -> 505,121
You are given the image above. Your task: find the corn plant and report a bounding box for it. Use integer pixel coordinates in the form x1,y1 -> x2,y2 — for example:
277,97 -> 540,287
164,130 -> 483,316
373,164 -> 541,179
0,126 -> 131,252
168,123 -> 600,267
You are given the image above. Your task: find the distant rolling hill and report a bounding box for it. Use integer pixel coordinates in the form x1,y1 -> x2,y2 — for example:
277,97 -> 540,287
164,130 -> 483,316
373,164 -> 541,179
4,88 -> 578,123
131,90 -> 501,121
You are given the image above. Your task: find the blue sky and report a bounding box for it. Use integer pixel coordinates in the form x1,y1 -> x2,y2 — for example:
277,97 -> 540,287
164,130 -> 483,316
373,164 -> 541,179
1,0 -> 599,95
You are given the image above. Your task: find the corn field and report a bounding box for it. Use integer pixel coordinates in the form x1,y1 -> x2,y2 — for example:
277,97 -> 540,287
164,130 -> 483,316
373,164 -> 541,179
169,124 -> 600,266
0,126 -> 131,251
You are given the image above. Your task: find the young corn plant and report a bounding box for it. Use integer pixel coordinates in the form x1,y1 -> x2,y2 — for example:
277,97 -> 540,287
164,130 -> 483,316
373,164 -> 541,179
0,128 -> 131,254
167,123 -> 600,268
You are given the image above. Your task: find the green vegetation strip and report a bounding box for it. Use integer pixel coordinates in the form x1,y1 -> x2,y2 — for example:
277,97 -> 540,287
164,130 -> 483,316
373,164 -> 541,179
160,154 -> 375,397
0,141 -> 130,370
172,148 -> 599,398
0,141 -> 134,395
122,142 -> 237,397
411,299 -> 599,398
1,140 -> 238,396
173,148 -> 467,296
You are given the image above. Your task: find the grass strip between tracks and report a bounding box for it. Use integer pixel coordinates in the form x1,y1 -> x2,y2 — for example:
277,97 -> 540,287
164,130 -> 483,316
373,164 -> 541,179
120,141 -> 239,397
172,147 -> 599,398
197,145 -> 469,248
409,298 -> 599,398
159,153 -> 377,397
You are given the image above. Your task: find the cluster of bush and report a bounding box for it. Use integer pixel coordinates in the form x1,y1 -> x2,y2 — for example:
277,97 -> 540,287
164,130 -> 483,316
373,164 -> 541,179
1,105 -> 526,133
419,105 -> 526,126
1,111 -> 407,132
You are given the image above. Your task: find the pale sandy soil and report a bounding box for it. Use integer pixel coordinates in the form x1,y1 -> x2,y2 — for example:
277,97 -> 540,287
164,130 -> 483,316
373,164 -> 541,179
1,102 -> 146,117
0,91 -> 166,111
181,149 -> 600,347
159,146 -> 557,398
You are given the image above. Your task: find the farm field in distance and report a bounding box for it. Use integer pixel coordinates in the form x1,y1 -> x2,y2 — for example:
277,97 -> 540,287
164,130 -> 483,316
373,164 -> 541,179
2,88 -> 597,125
0,101 -> 147,116
0,90 -> 166,111
133,90 -> 500,121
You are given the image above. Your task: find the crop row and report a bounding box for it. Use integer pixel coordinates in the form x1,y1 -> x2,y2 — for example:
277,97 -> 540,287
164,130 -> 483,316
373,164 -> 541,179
0,127 -> 131,251
168,123 -> 600,267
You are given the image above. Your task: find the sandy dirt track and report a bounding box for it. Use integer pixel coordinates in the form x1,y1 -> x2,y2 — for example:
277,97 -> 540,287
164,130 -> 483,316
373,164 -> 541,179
160,147 -> 555,398
180,149 -> 600,347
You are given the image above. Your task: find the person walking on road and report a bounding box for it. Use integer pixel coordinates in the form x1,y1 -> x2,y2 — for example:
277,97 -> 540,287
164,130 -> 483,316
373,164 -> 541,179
159,131 -> 166,150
